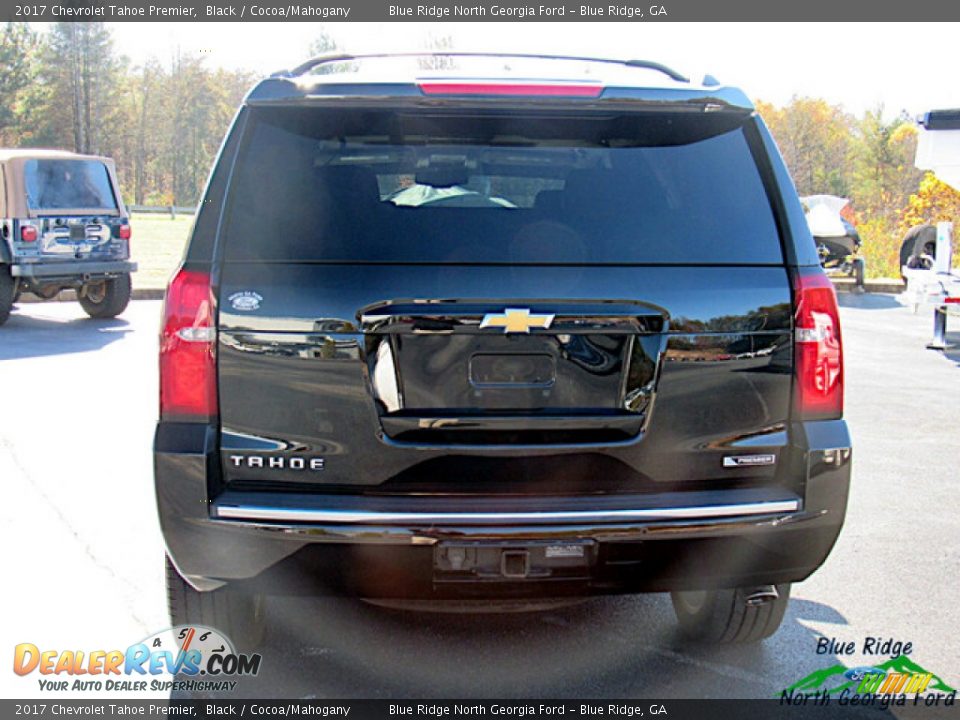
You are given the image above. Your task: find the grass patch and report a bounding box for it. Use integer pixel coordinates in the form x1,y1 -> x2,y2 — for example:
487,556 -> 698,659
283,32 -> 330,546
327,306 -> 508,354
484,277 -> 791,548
129,212 -> 193,290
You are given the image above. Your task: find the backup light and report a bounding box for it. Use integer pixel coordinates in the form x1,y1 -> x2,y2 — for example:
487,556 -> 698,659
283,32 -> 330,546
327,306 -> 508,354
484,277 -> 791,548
160,268 -> 217,421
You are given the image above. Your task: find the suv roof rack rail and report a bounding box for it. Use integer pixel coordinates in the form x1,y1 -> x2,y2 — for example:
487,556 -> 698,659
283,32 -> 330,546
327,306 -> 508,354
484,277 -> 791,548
279,52 -> 691,84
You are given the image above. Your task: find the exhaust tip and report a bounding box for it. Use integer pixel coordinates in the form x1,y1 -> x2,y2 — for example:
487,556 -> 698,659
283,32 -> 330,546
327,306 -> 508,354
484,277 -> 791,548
744,585 -> 779,607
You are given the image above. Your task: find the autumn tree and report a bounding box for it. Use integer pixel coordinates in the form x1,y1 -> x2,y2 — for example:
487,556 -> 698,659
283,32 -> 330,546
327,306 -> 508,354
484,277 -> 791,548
850,109 -> 923,223
899,172 -> 960,233
755,96 -> 854,197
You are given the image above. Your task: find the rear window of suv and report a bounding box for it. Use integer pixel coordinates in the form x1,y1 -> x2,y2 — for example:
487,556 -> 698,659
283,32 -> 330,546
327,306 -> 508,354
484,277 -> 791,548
222,107 -> 782,265
24,159 -> 117,212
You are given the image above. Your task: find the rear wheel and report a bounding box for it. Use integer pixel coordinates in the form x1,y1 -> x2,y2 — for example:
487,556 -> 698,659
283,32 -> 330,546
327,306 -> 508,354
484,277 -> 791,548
0,265 -> 15,326
900,225 -> 937,279
165,556 -> 266,653
79,273 -> 131,319
671,584 -> 790,643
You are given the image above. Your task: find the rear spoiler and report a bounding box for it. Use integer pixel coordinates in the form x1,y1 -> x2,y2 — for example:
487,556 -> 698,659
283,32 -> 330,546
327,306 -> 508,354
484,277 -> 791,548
245,77 -> 754,112
247,51 -> 753,111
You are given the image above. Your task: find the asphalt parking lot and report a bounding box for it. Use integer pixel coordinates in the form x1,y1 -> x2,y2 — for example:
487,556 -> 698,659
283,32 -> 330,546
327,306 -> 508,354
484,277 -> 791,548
1,294 -> 958,699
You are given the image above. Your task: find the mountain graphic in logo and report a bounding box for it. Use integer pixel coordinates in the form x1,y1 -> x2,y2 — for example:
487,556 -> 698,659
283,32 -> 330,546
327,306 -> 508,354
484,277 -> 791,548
783,655 -> 956,696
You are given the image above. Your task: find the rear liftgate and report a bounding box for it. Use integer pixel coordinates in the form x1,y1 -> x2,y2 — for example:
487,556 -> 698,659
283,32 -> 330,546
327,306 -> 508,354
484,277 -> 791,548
362,299 -> 669,584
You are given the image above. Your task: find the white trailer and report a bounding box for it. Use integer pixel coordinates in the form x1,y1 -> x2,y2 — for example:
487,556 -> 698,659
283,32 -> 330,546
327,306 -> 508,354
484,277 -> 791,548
906,110 -> 960,349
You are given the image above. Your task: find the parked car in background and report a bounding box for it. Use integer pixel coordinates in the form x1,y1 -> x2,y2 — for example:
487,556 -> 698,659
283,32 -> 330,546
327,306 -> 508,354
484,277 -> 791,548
0,149 -> 136,325
899,223 -> 938,277
802,194 -> 862,273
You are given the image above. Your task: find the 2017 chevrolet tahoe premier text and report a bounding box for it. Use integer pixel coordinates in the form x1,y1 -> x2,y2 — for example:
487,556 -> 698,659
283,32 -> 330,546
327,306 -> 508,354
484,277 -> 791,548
154,53 -> 850,647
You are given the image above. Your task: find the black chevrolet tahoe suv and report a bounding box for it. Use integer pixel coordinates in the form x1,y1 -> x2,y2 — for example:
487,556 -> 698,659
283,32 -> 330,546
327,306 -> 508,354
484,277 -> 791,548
155,53 -> 850,647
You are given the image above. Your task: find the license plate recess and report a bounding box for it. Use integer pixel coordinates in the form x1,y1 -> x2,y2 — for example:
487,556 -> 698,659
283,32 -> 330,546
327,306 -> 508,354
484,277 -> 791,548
433,540 -> 596,582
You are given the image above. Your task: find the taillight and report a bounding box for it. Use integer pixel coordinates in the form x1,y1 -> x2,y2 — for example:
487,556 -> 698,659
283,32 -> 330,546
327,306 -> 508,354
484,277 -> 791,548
118,224 -> 131,241
418,82 -> 603,97
794,271 -> 843,419
160,268 -> 217,421
20,225 -> 37,242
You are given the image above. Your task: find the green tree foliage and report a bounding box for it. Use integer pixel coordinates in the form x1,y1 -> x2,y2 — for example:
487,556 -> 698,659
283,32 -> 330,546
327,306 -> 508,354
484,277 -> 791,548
35,23 -> 122,154
0,23 -> 37,143
850,109 -> 923,223
4,24 -> 254,207
126,59 -> 166,205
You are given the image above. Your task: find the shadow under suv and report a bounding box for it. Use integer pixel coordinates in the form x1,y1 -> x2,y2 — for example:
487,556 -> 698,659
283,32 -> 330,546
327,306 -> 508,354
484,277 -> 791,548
154,53 -> 850,647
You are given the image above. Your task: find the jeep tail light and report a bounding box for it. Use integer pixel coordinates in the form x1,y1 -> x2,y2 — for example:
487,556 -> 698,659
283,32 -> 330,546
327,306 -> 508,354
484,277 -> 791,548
160,268 -> 217,421
794,271 -> 843,419
20,225 -> 37,242
118,224 -> 131,241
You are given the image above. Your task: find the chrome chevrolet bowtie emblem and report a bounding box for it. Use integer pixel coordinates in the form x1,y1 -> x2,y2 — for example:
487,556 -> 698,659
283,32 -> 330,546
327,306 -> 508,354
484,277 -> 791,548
479,308 -> 555,334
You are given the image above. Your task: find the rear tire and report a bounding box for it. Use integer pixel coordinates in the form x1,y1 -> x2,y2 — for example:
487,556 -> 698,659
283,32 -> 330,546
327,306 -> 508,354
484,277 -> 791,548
0,265 -> 15,326
671,584 -> 790,643
165,556 -> 265,653
79,273 -> 131,319
900,225 -> 937,279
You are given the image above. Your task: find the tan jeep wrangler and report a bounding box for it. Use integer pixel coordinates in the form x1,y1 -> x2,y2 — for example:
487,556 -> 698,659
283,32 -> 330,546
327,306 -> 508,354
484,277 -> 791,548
0,149 -> 136,325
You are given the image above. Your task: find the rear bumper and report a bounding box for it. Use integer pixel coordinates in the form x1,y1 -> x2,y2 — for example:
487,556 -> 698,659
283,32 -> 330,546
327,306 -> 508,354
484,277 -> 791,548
213,496 -> 801,526
154,420 -> 851,596
11,260 -> 137,279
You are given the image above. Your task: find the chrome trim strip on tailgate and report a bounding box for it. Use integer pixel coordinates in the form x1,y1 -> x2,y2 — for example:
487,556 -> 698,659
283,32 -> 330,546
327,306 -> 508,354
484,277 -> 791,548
214,499 -> 800,525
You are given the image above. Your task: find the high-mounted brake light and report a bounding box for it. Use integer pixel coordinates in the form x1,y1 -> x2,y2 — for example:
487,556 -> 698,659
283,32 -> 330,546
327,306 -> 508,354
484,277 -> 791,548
418,82 -> 603,98
160,268 -> 217,421
20,225 -> 37,242
794,271 -> 843,420
118,224 -> 131,241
